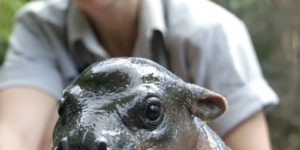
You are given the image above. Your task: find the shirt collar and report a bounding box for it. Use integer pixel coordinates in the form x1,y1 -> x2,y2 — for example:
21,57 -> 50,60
66,2 -> 85,48
138,0 -> 166,38
66,2 -> 109,57
66,0 -> 167,58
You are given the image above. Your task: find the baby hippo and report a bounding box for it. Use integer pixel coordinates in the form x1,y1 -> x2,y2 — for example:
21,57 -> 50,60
53,57 -> 230,150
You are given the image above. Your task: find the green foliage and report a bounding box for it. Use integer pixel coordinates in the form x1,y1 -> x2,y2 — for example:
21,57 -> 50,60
297,136 -> 300,150
0,0 -> 26,39
0,0 -> 26,63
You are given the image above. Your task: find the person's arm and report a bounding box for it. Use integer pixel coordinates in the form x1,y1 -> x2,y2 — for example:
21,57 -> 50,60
0,87 -> 58,150
0,2 -> 72,150
184,8 -> 278,149
224,111 -> 272,150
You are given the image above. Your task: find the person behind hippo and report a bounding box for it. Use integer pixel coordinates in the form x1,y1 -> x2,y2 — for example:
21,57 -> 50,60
0,0 -> 278,149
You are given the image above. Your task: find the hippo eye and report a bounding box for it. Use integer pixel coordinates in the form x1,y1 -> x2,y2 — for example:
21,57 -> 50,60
143,97 -> 163,127
146,103 -> 161,120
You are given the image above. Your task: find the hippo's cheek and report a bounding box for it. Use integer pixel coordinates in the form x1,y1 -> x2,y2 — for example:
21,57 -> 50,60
132,107 -> 193,149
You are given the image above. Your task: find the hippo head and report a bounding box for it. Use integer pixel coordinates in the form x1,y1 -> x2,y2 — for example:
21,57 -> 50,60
53,57 -> 229,150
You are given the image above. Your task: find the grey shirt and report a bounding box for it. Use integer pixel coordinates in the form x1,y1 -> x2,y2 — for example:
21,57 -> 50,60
0,0 -> 278,136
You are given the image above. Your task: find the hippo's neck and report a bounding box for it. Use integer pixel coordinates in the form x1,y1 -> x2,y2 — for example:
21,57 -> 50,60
193,117 -> 230,150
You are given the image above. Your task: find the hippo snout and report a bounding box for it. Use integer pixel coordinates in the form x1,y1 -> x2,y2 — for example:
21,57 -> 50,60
56,126 -> 140,150
56,130 -> 115,150
57,140 -> 108,150
56,131 -> 106,150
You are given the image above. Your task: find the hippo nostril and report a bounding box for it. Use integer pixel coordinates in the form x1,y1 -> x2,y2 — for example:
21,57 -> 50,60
97,142 -> 108,150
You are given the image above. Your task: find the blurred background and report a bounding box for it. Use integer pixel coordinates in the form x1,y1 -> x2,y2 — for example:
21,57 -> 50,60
0,0 -> 299,149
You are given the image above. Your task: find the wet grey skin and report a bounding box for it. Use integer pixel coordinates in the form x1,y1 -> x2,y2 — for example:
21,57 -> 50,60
52,57 -> 230,150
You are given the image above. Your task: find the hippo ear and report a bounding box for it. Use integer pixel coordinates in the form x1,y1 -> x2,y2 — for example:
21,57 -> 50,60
186,84 -> 227,121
